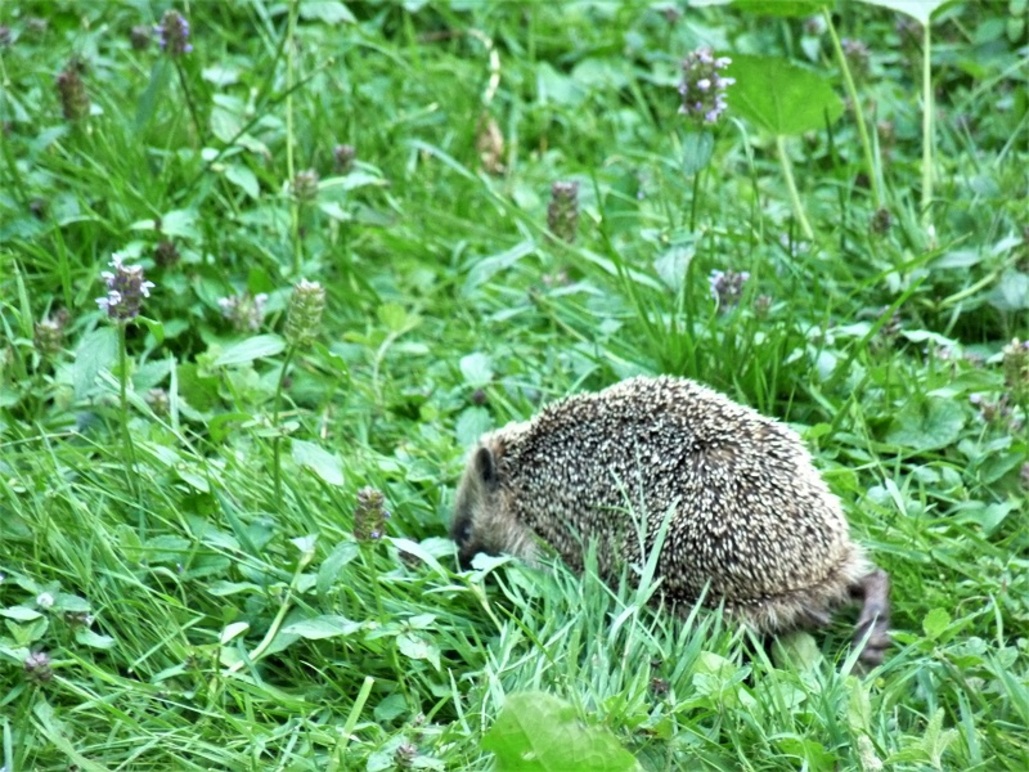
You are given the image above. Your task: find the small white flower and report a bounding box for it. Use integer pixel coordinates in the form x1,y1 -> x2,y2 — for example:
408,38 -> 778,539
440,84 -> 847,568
36,591 -> 55,609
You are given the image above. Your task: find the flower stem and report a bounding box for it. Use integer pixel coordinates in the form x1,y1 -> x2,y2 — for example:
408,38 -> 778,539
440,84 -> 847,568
117,325 -> 141,509
174,60 -> 206,147
689,169 -> 701,232
272,344 -> 297,503
920,21 -> 934,231
286,0 -> 302,276
776,135 -> 814,242
823,8 -> 882,209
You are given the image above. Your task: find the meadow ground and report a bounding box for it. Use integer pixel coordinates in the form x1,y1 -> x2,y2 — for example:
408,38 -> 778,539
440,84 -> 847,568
1,1 -> 1027,769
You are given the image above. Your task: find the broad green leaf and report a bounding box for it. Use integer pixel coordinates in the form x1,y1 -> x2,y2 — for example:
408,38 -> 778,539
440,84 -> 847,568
316,541 -> 360,594
455,406 -> 492,448
396,632 -> 441,671
213,334 -> 285,366
463,240 -> 536,293
482,692 -> 639,772
987,270 -> 1029,311
885,398 -> 965,450
726,55 -> 844,136
459,352 -> 493,388
923,608 -> 951,640
292,439 -> 345,486
75,629 -> 116,649
0,606 -> 44,621
156,209 -> 200,239
220,621 -> 250,644
682,130 -> 714,175
73,327 -> 118,399
377,302 -> 419,333
226,164 -> 260,199
536,62 -> 588,107
731,0 -> 829,16
856,0 -> 951,26
654,243 -> 694,290
299,1 -> 356,24
281,614 -> 360,640
135,58 -> 171,133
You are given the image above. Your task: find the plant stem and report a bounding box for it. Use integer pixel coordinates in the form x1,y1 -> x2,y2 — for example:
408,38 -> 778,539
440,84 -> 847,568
823,8 -> 882,209
776,135 -> 814,242
286,0 -> 302,276
117,324 -> 141,512
272,345 -> 297,504
921,21 -> 934,231
689,169 -> 701,232
174,60 -> 206,147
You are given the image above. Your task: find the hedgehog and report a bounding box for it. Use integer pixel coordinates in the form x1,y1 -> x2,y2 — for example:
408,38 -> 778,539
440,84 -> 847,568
451,375 -> 891,666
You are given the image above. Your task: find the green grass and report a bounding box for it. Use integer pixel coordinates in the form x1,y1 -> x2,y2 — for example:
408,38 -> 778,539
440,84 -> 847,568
1,1 -> 1028,769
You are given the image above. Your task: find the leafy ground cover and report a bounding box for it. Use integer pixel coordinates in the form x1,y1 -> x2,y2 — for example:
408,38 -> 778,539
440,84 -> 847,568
1,1 -> 1027,769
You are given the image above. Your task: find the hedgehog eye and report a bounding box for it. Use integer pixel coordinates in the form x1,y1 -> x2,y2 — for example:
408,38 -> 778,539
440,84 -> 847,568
452,516 -> 473,546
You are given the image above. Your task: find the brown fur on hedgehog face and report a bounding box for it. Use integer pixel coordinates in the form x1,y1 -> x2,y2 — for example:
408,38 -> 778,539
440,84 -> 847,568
451,436 -> 539,569
450,376 -> 892,665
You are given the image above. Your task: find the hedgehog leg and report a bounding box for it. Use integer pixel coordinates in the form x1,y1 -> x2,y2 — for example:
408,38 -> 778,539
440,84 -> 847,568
850,569 -> 891,666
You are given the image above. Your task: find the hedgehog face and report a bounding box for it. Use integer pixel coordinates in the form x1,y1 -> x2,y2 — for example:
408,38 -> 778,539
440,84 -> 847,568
451,441 -> 538,568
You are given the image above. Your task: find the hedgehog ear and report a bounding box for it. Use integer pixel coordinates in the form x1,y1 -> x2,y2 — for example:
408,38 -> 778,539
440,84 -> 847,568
473,446 -> 501,491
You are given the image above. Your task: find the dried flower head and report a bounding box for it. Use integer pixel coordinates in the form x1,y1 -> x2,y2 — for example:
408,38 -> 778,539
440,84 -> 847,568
284,279 -> 325,346
130,24 -> 152,50
476,114 -> 505,175
27,17 -> 49,36
547,180 -> 579,243
24,651 -> 53,683
394,742 -> 418,768
708,269 -> 750,312
803,15 -> 827,37
34,314 -> 67,357
649,676 -> 670,697
841,38 -> 871,77
354,486 -> 391,542
333,144 -> 356,174
870,207 -> 893,235
96,254 -> 155,322
56,62 -> 90,121
679,48 -> 735,125
292,169 -> 320,203
64,611 -> 95,628
969,393 -> 1012,426
753,294 -> 773,319
154,239 -> 180,268
147,387 -> 170,416
155,10 -> 192,56
218,291 -> 269,332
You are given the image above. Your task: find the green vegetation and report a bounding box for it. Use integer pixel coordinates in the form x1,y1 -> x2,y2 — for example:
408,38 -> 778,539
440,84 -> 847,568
1,1 -> 1027,769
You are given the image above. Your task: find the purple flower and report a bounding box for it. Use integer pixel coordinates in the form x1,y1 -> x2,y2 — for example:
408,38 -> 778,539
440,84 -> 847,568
24,651 -> 53,683
333,144 -> 356,173
292,169 -> 320,203
547,180 -> 580,243
354,486 -> 390,543
708,269 -> 750,312
155,10 -> 192,56
56,61 -> 90,121
96,254 -> 155,322
679,47 -> 735,125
